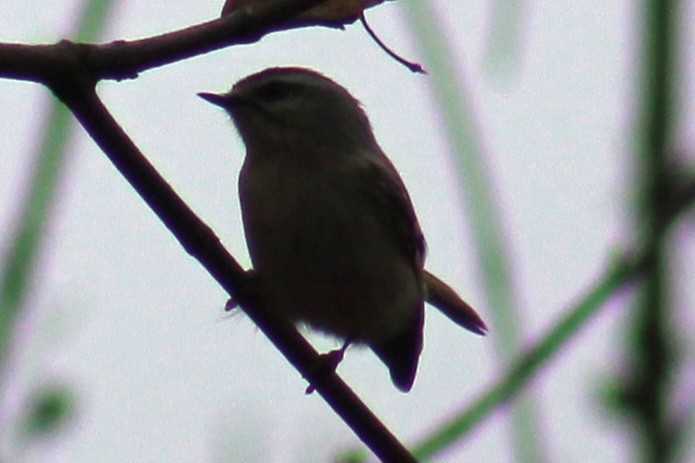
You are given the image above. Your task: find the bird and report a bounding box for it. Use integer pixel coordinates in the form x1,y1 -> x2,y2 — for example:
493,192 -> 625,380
199,67 -> 486,392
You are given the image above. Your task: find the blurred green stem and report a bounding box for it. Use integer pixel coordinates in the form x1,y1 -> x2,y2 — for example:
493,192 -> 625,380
484,0 -> 525,76
0,0 -> 116,372
0,102 -> 70,365
615,1 -> 679,462
413,252 -> 647,460
400,3 -> 545,462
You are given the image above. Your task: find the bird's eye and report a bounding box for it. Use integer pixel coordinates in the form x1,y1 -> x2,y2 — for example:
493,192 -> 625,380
255,81 -> 294,102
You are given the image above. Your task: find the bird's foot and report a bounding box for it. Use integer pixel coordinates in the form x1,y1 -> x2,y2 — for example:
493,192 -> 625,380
305,339 -> 351,394
224,270 -> 259,312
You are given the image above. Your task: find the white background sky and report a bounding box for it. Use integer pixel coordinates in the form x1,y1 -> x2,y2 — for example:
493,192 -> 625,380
1,1 -> 694,462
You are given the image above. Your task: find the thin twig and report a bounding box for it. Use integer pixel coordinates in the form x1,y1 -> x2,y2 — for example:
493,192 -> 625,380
359,13 -> 426,74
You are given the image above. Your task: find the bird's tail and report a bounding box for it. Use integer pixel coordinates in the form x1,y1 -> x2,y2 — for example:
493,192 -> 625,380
424,270 -> 488,335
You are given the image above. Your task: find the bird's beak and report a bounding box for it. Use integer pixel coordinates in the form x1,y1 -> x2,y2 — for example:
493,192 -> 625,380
198,92 -> 231,108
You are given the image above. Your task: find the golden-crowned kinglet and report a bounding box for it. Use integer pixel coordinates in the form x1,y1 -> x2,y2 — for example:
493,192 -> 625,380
199,68 -> 486,392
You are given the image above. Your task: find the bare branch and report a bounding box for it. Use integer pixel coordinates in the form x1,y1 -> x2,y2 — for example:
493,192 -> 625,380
0,0 -> 343,83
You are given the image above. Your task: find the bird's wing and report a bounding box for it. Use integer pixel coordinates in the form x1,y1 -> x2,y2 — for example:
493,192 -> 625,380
349,151 -> 427,271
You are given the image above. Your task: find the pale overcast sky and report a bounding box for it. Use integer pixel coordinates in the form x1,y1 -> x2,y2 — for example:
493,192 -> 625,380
1,1 -> 693,462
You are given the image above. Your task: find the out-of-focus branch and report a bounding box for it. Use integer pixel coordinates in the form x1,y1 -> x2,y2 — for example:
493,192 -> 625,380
399,5 -> 545,462
411,251 -> 647,461
612,1 -> 682,462
406,168 -> 695,461
665,163 -> 695,225
0,0 -> 116,391
343,176 -> 695,461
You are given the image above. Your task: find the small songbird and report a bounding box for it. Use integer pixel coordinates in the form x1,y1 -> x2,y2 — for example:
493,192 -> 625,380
199,67 -> 486,392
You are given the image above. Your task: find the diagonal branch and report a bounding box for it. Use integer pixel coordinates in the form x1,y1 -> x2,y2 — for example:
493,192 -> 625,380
48,71 -> 416,463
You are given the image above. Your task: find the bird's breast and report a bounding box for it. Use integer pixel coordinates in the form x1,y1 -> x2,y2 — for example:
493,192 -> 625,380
237,156 -> 421,343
